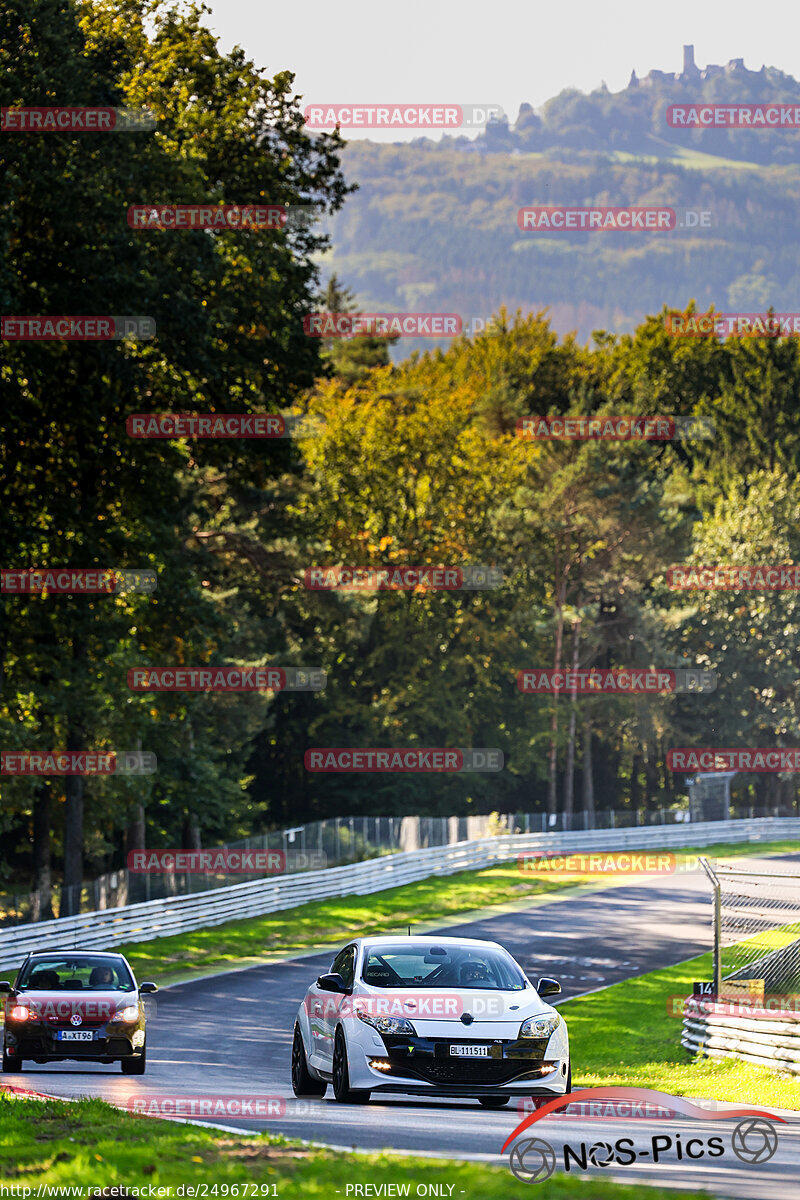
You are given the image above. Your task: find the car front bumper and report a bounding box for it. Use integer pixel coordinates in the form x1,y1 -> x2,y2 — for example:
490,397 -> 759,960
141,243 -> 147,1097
348,1030 -> 569,1094
4,1022 -> 145,1060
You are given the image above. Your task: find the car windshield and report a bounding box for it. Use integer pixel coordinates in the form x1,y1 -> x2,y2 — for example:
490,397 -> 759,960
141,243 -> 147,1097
362,944 -> 527,990
16,957 -> 135,991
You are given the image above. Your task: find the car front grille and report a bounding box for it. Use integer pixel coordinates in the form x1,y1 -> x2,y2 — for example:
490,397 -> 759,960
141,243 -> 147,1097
16,1036 -> 133,1056
408,1057 -> 543,1085
380,1034 -> 550,1086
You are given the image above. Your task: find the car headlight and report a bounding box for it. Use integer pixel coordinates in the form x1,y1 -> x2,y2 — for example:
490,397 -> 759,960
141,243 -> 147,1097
356,1010 -> 417,1036
9,1005 -> 30,1022
520,1013 -> 561,1039
114,1004 -> 141,1023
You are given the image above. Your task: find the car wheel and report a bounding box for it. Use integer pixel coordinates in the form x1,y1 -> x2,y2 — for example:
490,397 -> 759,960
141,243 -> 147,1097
478,1096 -> 509,1108
291,1025 -> 326,1097
121,1048 -> 146,1075
332,1027 -> 370,1104
565,1060 -> 572,1092
2,1048 -> 21,1072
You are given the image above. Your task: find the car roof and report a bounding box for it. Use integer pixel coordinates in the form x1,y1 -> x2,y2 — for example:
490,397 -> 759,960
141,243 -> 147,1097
355,935 -> 504,952
26,950 -> 127,959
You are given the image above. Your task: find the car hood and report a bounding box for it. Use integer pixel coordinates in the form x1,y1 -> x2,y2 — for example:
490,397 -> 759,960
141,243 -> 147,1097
9,990 -> 136,1022
355,986 -> 554,1024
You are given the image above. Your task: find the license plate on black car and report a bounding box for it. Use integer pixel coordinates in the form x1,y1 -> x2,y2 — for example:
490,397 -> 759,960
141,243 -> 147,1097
56,1031 -> 94,1041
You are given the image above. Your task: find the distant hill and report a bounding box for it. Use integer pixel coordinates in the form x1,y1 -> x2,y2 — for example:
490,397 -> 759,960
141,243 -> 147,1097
464,44 -> 800,165
321,47 -> 800,347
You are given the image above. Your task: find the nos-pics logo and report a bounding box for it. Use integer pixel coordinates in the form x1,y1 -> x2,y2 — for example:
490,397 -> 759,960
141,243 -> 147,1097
503,1089 -> 781,1183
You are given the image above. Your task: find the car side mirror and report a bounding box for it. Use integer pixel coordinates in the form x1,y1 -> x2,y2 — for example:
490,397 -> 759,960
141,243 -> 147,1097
0,982 -> 12,994
536,977 -> 562,997
139,982 -> 158,994
317,972 -> 349,994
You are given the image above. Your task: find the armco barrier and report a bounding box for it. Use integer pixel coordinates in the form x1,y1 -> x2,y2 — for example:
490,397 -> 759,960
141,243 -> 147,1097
682,997 -> 800,1075
0,818 -> 796,977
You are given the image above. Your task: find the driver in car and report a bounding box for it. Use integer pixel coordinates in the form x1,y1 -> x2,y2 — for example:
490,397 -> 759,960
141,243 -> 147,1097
89,965 -> 115,987
460,961 -> 491,985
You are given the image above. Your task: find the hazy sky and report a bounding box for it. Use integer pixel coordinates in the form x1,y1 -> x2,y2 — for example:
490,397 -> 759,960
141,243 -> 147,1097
201,0 -> 800,140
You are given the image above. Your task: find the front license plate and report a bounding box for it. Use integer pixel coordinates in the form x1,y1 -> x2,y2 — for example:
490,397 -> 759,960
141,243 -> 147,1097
449,1044 -> 490,1057
56,1031 -> 94,1042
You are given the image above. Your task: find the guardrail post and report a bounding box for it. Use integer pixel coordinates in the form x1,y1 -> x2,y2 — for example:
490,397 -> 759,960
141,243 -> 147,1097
698,856 -> 722,996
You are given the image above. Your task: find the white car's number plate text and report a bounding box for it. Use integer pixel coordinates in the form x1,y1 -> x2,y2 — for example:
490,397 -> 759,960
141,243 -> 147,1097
56,1031 -> 94,1041
449,1044 -> 490,1057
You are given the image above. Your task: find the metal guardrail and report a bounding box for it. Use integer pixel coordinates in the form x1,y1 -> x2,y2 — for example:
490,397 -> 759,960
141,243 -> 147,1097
682,850 -> 800,1074
1,807 -> 707,925
0,817 -> 796,977
682,999 -> 800,1075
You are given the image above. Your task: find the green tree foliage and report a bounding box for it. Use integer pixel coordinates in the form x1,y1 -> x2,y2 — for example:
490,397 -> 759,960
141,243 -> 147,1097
3,5 -> 800,910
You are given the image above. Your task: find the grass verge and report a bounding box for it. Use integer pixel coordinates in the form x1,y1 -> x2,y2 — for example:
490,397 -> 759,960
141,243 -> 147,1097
0,1093 -> 711,1197
564,948 -> 800,1109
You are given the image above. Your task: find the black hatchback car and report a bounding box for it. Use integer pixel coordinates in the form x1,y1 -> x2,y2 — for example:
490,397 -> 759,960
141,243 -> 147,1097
1,950 -> 157,1074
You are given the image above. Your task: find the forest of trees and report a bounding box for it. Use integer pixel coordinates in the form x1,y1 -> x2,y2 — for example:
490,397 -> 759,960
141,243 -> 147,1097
3,2 -> 800,911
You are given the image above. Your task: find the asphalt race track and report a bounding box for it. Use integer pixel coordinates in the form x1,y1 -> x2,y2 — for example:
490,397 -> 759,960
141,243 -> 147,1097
5,864 -> 800,1196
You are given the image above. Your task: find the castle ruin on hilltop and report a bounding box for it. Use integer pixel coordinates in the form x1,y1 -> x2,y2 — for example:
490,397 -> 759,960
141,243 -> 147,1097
628,45 -> 766,88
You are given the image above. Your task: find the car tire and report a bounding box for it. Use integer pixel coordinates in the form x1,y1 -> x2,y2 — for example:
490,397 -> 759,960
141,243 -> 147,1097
478,1096 -> 509,1108
332,1027 -> 370,1104
291,1025 -> 326,1097
121,1048 -> 146,1075
565,1060 -> 572,1092
2,1048 -> 21,1072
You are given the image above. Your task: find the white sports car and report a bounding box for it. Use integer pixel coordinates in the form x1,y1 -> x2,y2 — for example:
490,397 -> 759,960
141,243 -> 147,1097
291,935 -> 570,1105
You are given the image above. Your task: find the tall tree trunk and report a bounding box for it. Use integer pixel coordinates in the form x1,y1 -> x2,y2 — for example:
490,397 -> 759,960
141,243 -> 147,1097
547,566 -> 568,820
126,804 -> 146,858
61,726 -> 84,917
563,616 -> 581,828
644,743 -> 659,813
125,804 -> 146,903
582,721 -> 595,823
182,812 -> 202,850
629,750 -> 643,813
61,636 -> 87,917
32,782 -> 54,921
659,738 -> 675,805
